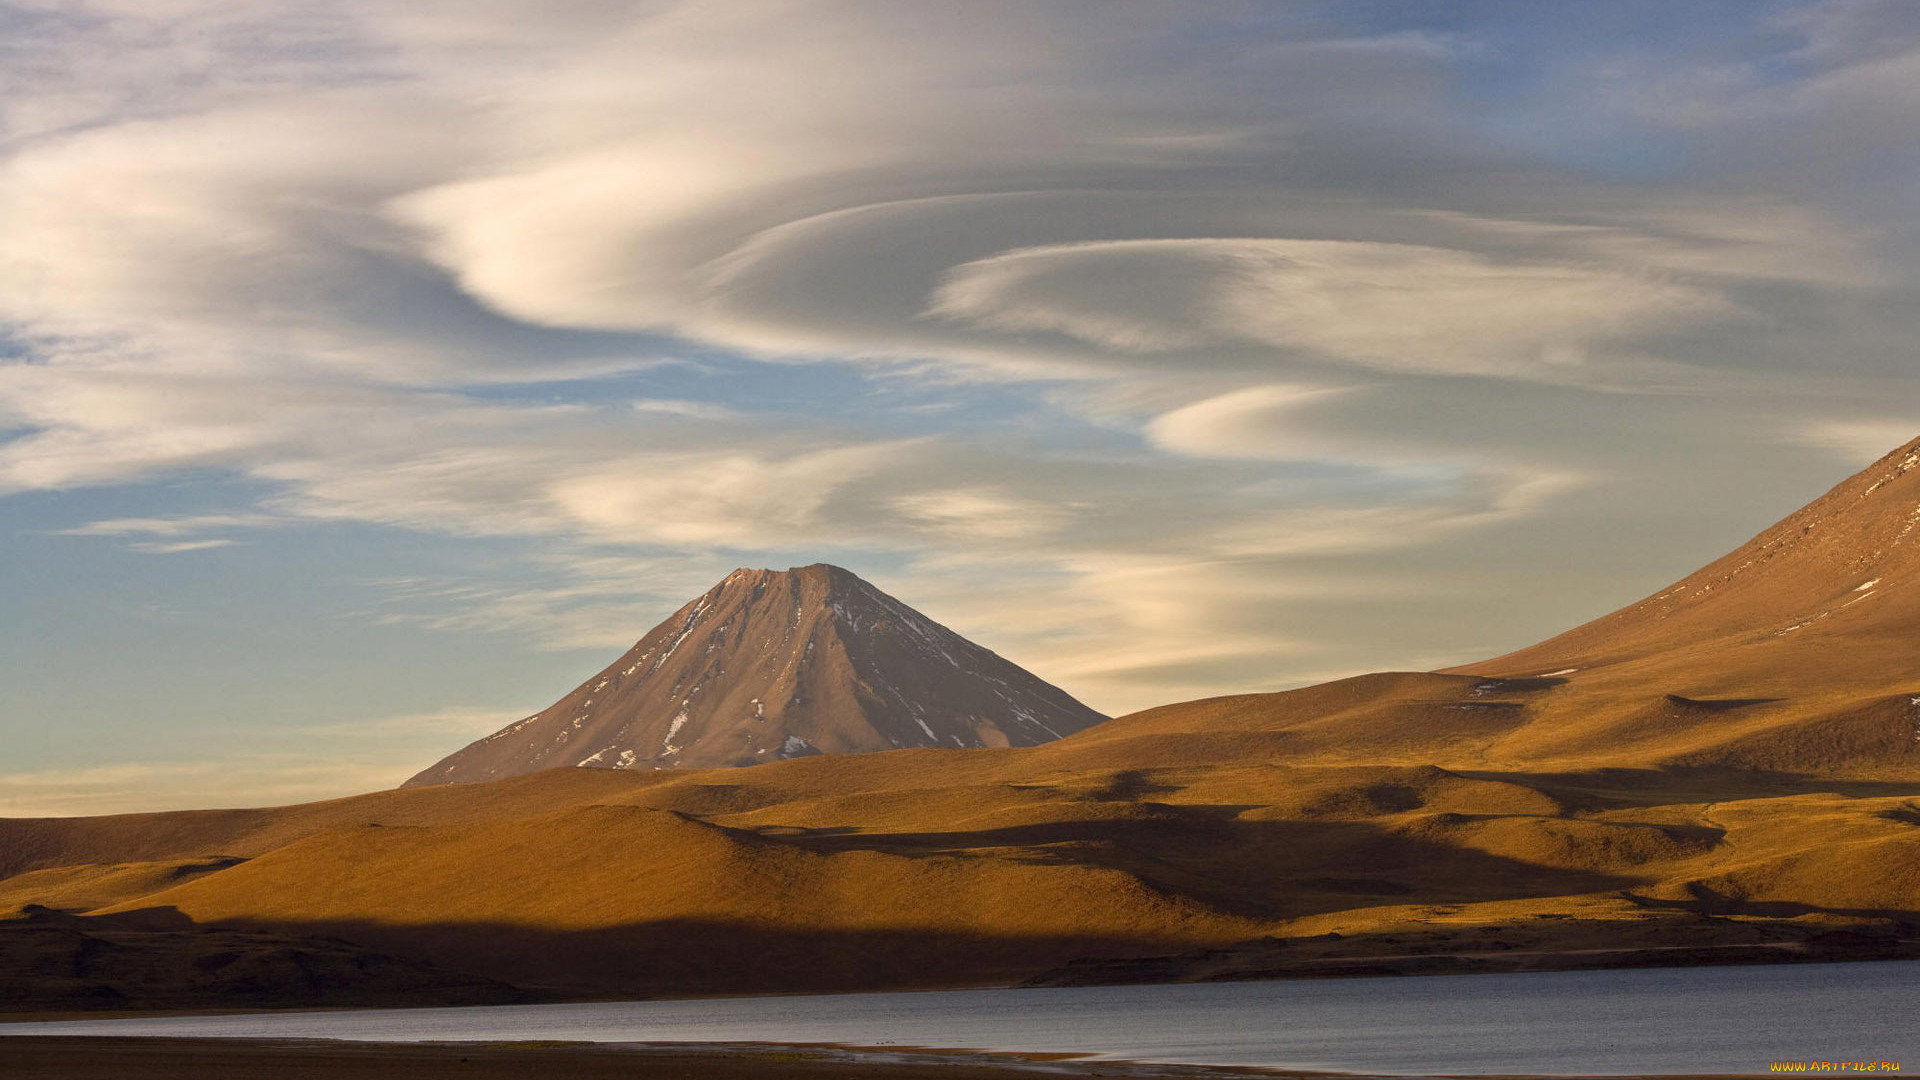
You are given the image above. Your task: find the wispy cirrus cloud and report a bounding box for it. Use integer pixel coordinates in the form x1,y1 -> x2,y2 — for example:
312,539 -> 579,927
931,238 -> 1729,380
56,513 -> 281,538
126,538 -> 237,554
0,757 -> 406,817
57,514 -> 279,554
0,702 -> 545,815
1795,420 -> 1920,463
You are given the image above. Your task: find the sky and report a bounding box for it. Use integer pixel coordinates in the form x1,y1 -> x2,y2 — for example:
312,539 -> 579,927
2,0 -> 1917,815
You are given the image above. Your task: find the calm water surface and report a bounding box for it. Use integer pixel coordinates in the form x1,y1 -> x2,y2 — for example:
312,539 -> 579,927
9,961 -> 1917,1075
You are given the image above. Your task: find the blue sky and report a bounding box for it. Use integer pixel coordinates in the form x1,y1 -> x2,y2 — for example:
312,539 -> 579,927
2,0 -> 1917,813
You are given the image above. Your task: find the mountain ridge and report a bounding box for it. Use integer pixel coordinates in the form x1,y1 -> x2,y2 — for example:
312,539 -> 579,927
1456,435 -> 1920,680
1093,435 -> 1920,778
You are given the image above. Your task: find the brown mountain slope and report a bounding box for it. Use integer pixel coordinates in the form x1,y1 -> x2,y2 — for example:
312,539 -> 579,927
1448,435 -> 1920,775
1107,439 -> 1920,778
1460,436 -> 1920,681
406,564 -> 1105,785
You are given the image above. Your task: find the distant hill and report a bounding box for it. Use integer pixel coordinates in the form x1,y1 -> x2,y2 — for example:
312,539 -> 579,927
405,564 -> 1107,785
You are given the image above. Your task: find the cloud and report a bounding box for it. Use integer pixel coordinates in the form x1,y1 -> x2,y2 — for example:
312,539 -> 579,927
631,399 -> 743,421
302,704 -> 537,739
364,551 -> 750,653
0,93 -> 672,388
0,757 -> 417,817
0,0 -> 1488,389
885,547 -> 1431,710
1547,0 -> 1920,219
890,486 -> 1072,541
57,513 -> 280,538
57,511 -> 272,556
0,366 -> 586,496
1796,419 -> 1920,463
1144,382 -> 1586,535
0,701 -> 548,815
546,442 -> 917,548
931,238 -> 1730,379
388,141 -> 830,334
1417,205 -> 1883,289
1146,384 -> 1358,461
0,0 -> 389,145
128,538 -> 237,554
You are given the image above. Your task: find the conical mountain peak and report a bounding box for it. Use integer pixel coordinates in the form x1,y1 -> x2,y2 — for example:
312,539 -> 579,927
404,565 -> 1106,786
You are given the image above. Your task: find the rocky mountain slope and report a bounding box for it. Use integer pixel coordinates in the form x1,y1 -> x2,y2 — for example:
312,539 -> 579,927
1461,435 -> 1920,681
1102,437 -> 1920,778
405,564 -> 1106,785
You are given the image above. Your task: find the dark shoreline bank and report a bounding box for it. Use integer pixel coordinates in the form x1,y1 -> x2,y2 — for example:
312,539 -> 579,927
6,932 -> 1916,1024
0,1036 -> 1775,1080
0,1036 -> 1337,1079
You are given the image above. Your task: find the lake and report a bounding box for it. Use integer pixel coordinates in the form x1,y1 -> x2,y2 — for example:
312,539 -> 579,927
8,961 -> 1916,1075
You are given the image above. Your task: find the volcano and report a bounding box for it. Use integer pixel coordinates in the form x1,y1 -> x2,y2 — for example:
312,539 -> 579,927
404,564 -> 1106,786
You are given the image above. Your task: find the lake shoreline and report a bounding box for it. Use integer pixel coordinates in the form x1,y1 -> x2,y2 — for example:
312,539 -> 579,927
0,1035 -> 1774,1079
0,1035 -> 1367,1079
4,940 -> 1916,1024
4,961 -> 1908,1077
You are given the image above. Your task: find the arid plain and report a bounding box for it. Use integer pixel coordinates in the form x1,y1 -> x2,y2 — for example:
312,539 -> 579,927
5,440 -> 1920,1012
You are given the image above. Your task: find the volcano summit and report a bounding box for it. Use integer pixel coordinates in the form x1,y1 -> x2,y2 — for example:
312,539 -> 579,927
405,564 -> 1106,785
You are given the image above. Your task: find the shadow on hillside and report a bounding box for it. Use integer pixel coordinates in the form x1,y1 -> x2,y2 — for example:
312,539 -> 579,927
1620,884 -> 1920,922
71,896 -> 1920,1008
1471,676 -> 1572,693
118,915 -> 1233,998
1878,802 -> 1920,826
56,812 -> 1668,1002
1450,766 -> 1920,809
745,813 -> 1636,921
0,905 -> 526,1014
1019,912 -> 1920,989
1662,694 -> 1782,711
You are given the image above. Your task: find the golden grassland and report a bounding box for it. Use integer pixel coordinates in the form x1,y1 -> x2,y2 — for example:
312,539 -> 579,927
3,671 -> 1917,1003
